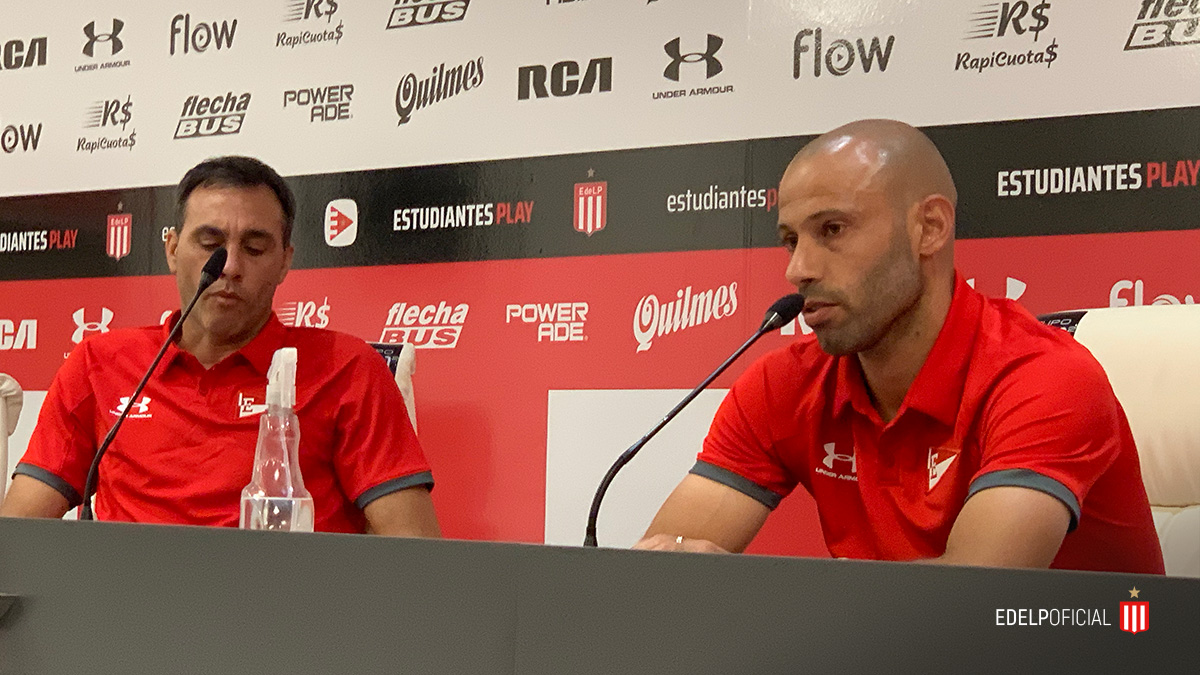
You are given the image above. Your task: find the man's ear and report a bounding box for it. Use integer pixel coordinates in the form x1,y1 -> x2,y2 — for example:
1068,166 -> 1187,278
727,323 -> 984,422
164,227 -> 179,273
915,194 -> 955,258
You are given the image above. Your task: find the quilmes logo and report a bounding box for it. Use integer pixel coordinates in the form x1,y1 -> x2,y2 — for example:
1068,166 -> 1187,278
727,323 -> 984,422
112,395 -> 152,419
1,121 -> 42,153
277,297 -> 331,328
0,36 -> 47,72
956,2 -> 1058,73
1110,279 -> 1195,306
380,301 -> 469,349
169,14 -> 238,55
633,282 -> 738,352
654,34 -> 732,100
325,199 -> 358,247
79,95 -> 136,153
794,27 -> 895,78
0,319 -> 37,350
506,302 -> 588,342
518,57 -> 611,100
72,307 -> 114,344
1126,0 -> 1200,50
387,0 -> 470,29
393,199 -> 533,230
278,0 -> 344,49
284,84 -> 353,122
395,57 -> 484,124
174,92 -> 251,139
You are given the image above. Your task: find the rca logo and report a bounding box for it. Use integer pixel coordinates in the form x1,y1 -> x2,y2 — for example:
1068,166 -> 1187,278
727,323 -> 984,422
0,319 -> 37,350
380,301 -> 468,349
72,307 -> 114,344
1110,279 -> 1195,307
324,199 -> 357,247
506,302 -> 588,342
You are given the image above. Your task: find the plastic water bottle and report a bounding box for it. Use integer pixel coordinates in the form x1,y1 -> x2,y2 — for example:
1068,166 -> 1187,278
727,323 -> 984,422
240,347 -> 314,532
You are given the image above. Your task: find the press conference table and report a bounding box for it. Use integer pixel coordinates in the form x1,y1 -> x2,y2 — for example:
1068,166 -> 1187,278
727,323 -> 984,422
0,518 -> 1194,674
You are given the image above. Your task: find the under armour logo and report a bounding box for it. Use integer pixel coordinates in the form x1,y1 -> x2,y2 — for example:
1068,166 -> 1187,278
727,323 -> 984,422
966,276 -> 1027,301
664,34 -> 723,81
83,19 -> 124,58
72,307 -> 114,344
113,396 -> 150,416
822,442 -> 856,472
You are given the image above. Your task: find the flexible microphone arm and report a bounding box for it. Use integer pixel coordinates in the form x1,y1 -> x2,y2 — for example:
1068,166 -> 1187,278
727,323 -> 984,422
583,293 -> 805,547
79,248 -> 227,521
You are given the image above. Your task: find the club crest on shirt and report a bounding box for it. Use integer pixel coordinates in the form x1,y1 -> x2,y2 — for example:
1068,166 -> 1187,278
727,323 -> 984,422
237,390 -> 268,418
927,446 -> 960,492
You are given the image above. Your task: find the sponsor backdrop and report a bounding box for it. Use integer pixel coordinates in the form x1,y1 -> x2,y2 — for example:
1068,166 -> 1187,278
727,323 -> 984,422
1,1 -> 1198,554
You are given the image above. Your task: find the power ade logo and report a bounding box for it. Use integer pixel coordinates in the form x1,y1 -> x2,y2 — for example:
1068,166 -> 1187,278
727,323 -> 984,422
1110,279 -> 1195,306
518,58 -> 611,100
78,19 -> 130,73
1,122 -> 42,154
794,28 -> 895,78
996,158 -> 1199,196
0,319 -> 37,350
284,84 -> 353,122
506,302 -> 588,342
174,92 -> 251,139
169,14 -> 237,55
395,57 -> 484,125
325,199 -> 358,247
278,0 -> 344,49
394,200 -> 533,231
387,0 -> 470,29
956,2 -> 1058,73
277,298 -> 331,328
0,37 -> 47,72
633,282 -> 738,352
654,34 -> 732,100
666,185 -> 778,213
380,302 -> 469,349
1126,0 -> 1200,50
79,95 -> 136,153
0,228 -> 76,253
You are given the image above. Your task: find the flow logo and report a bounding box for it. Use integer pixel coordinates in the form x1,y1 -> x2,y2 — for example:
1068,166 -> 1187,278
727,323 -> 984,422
794,28 -> 895,78
325,199 -> 358,247
1,122 -> 42,153
169,14 -> 238,55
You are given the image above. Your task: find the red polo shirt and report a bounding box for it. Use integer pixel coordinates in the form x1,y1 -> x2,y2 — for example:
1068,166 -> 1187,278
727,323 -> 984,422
695,274 -> 1164,573
17,313 -> 432,533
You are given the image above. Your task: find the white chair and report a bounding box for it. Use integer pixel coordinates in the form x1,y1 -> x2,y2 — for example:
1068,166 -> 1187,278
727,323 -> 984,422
0,373 -> 24,502
1041,304 -> 1200,577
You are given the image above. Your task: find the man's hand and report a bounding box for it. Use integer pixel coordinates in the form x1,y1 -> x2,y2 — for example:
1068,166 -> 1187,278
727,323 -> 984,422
632,533 -> 730,553
0,475 -> 71,519
363,486 -> 441,537
632,473 -> 771,553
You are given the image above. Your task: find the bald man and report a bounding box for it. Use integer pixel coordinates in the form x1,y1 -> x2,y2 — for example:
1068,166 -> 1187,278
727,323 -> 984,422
634,120 -> 1164,573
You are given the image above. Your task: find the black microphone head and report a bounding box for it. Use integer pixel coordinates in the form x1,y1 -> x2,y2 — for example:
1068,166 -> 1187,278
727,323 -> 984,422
761,293 -> 806,332
198,247 -> 227,291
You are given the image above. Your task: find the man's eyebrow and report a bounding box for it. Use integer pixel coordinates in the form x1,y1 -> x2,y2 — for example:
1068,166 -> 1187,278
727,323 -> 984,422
189,225 -> 223,238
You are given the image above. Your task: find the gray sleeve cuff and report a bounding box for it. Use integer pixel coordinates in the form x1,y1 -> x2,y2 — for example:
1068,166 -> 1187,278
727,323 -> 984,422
354,471 -> 434,510
689,460 -> 783,510
14,463 -> 83,508
967,468 -> 1081,532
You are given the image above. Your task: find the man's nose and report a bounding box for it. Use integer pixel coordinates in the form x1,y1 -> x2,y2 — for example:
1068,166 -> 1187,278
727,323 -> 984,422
221,248 -> 243,279
784,238 -> 822,290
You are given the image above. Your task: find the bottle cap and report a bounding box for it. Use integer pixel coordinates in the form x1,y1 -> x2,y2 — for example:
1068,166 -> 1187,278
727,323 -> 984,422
266,347 -> 298,408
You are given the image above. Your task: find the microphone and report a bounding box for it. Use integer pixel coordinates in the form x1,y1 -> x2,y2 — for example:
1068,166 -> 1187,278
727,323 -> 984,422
583,293 -> 805,547
79,247 -> 228,521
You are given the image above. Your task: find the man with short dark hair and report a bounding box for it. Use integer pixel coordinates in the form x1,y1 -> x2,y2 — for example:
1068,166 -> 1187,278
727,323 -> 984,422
2,156 -> 440,536
634,120 -> 1163,573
